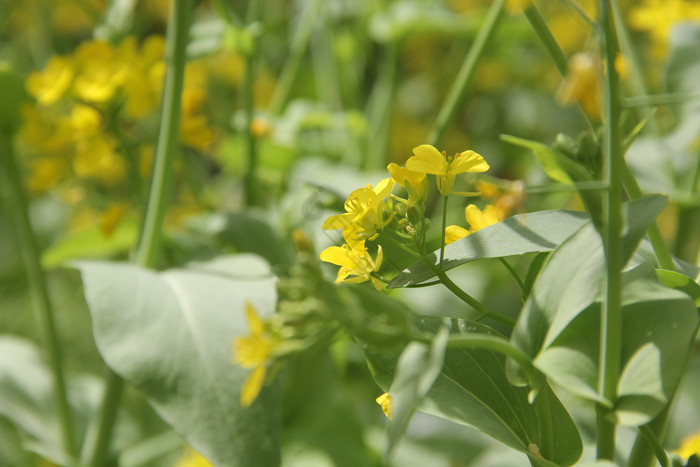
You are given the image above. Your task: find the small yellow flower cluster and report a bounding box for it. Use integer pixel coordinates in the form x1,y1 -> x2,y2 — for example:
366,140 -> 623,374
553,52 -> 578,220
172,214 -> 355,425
19,35 -> 219,236
320,144 -> 490,289
629,0 -> 700,57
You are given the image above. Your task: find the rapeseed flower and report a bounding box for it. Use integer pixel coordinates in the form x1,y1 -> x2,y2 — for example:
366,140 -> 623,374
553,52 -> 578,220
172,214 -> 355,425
629,0 -> 700,57
556,53 -> 601,118
405,144 -> 489,196
376,392 -> 392,419
232,303 -> 280,407
322,178 -> 395,248
445,204 -> 503,245
25,56 -> 74,106
320,243 -> 384,290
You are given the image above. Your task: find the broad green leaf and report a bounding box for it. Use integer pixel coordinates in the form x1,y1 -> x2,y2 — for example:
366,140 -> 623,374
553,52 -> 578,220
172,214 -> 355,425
363,316 -> 582,466
77,254 -> 281,467
42,219 -> 138,269
384,327 -> 448,459
388,210 -> 589,288
656,269 -> 700,306
509,198 -> 697,426
0,336 -> 105,464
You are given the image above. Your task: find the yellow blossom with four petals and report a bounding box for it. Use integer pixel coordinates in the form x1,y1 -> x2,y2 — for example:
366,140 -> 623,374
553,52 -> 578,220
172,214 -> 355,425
405,144 -> 489,196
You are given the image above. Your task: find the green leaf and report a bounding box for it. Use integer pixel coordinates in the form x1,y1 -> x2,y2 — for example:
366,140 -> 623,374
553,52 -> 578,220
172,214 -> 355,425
363,316 -> 583,466
77,254 -> 281,467
500,134 -> 591,185
621,194 -> 667,265
509,200 -> 698,426
656,269 -> 700,307
0,336 -> 104,464
42,219 -> 138,269
384,327 -> 448,459
388,210 -> 589,288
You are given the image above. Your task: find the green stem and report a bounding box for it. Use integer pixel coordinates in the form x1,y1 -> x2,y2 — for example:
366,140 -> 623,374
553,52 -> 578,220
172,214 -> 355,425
268,0 -> 324,115
523,3 -> 597,134
427,0 -> 504,146
638,425 -> 671,467
420,254 -> 515,327
241,1 -> 263,206
610,0 -> 660,134
364,41 -> 399,169
597,0 -> 623,460
440,195 -> 448,268
0,136 -> 77,460
84,1 -> 194,465
498,257 -> 525,294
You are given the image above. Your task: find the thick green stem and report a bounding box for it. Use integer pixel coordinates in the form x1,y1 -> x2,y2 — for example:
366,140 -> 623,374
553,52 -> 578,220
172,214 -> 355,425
268,0 -> 324,115
364,41 -> 399,169
427,0 -> 504,146
597,0 -> 623,460
0,136 -> 77,461
83,1 -> 193,465
241,0 -> 264,206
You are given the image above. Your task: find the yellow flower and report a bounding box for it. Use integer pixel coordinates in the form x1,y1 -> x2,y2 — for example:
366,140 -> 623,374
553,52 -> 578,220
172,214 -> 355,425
73,137 -> 127,187
26,56 -> 74,106
232,302 -> 278,407
72,40 -> 128,103
629,0 -> 700,57
174,447 -> 213,467
322,178 -> 395,248
405,144 -> 489,196
445,204 -> 503,245
320,243 -> 383,290
675,428 -> 700,461
376,392 -> 392,419
27,157 -> 68,193
69,104 -> 102,139
387,162 -> 428,202
556,53 -> 601,118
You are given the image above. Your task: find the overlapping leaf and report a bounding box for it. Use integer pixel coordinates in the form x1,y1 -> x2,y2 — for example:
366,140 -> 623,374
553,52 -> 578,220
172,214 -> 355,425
78,254 -> 281,467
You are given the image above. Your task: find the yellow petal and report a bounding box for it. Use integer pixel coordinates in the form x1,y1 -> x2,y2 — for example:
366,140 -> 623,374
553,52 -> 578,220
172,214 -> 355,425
240,365 -> 266,407
406,144 -> 446,175
245,302 -> 264,335
445,225 -> 470,245
320,246 -> 356,269
322,213 -> 351,230
387,162 -> 406,186
373,177 -> 395,199
376,392 -> 392,419
450,150 -> 490,175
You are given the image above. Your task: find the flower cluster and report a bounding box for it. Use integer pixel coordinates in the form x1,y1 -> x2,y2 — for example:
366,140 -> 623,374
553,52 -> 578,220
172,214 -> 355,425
320,144 -> 498,289
19,35 -> 218,236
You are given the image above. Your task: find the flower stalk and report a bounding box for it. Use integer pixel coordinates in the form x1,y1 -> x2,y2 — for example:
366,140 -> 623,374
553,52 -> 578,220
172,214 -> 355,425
83,0 -> 194,465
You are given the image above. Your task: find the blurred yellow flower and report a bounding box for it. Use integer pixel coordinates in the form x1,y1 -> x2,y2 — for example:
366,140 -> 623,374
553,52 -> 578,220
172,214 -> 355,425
26,56 -> 74,106
675,428 -> 700,461
72,40 -> 127,103
629,0 -> 700,57
376,392 -> 392,419
406,145 -> 489,196
445,204 -> 503,245
27,157 -> 68,193
322,178 -> 395,248
73,137 -> 126,186
69,105 -> 102,139
320,243 -> 384,290
233,303 -> 279,407
556,52 -> 601,118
